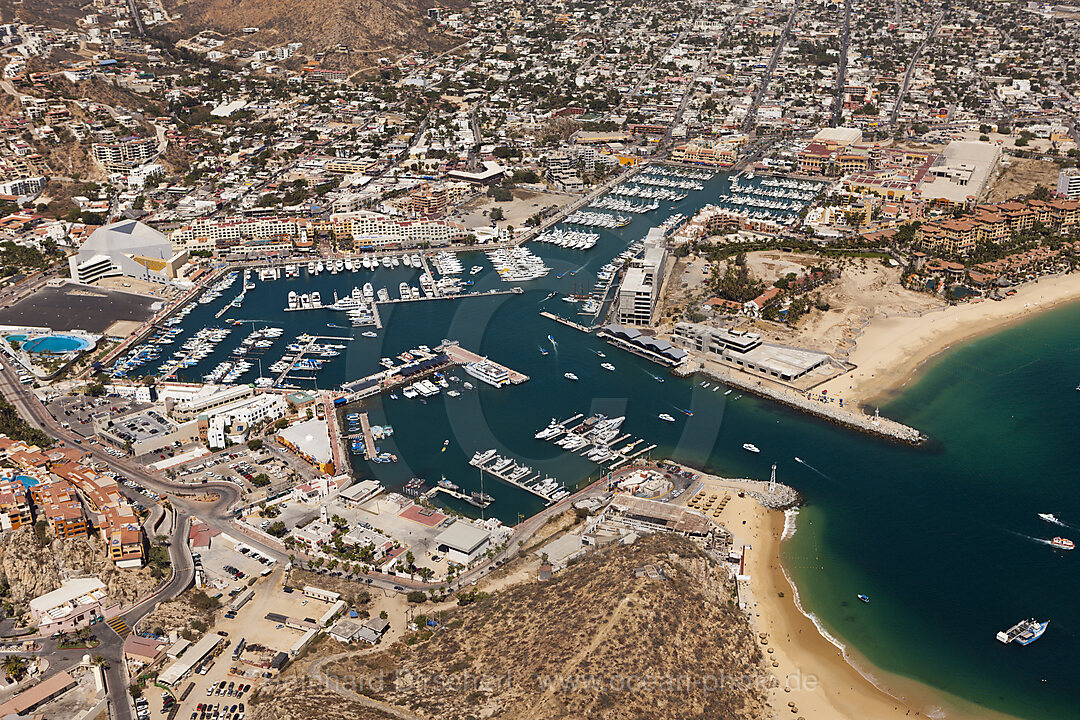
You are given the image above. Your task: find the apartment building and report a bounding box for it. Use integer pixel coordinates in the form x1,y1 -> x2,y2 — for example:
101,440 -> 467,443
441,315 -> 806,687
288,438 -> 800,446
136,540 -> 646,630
331,210 -> 470,249
91,136 -> 157,172
1057,169 -> 1080,199
31,480 -> 89,539
916,199 -> 1080,255
0,475 -> 31,531
670,136 -> 745,166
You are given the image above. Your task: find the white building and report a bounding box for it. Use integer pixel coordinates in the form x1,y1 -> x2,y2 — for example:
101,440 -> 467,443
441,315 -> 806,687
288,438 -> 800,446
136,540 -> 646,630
28,577 -> 107,633
434,521 -> 491,565
616,229 -> 668,326
69,219 -> 188,285
1057,168 -> 1080,199
200,393 -> 286,449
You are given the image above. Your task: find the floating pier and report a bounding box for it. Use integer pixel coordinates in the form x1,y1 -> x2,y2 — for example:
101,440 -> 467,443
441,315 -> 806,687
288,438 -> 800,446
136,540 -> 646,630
537,413 -> 656,469
467,450 -> 568,504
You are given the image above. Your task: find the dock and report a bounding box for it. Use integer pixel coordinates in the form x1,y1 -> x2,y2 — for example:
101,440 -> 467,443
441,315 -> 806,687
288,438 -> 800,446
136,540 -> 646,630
273,334 -> 353,386
540,311 -> 597,333
423,485 -> 494,509
357,412 -> 376,459
376,287 -> 523,305
468,451 -> 568,504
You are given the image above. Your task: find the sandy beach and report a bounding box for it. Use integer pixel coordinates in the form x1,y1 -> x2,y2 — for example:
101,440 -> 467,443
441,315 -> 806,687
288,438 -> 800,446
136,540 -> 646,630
816,271 -> 1080,407
723,492 -> 1021,720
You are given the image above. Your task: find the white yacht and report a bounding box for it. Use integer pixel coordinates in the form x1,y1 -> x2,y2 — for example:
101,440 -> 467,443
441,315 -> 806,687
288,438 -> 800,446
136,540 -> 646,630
377,287 -> 390,302
564,372 -> 579,381
381,256 -> 392,268
311,291 -> 322,308
743,443 -> 760,453
411,254 -> 422,266
391,255 -> 400,268
287,291 -> 298,309
344,258 -> 353,272
307,261 -> 316,274
362,283 -> 374,300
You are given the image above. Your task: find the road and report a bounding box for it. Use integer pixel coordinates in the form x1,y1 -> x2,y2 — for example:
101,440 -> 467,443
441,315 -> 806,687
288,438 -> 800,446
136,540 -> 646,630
742,0 -> 799,134
889,11 -> 945,125
831,0 -> 852,127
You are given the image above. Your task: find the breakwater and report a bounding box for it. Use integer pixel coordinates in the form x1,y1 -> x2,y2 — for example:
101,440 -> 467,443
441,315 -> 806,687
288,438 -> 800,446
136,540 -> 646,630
680,357 -> 925,445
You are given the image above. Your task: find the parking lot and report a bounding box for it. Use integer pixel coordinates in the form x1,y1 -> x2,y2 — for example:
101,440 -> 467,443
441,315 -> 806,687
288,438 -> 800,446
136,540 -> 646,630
47,394 -> 147,437
167,570 -> 348,720
172,445 -> 307,496
194,535 -> 276,592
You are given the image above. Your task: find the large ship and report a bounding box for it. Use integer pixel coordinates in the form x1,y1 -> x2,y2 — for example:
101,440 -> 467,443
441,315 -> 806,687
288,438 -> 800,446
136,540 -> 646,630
464,360 -> 511,388
996,619 -> 1048,645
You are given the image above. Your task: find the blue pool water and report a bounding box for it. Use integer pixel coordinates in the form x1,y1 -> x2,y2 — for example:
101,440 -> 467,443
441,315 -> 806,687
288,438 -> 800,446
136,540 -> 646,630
21,334 -> 91,354
15,475 -> 38,489
6,334 -> 26,342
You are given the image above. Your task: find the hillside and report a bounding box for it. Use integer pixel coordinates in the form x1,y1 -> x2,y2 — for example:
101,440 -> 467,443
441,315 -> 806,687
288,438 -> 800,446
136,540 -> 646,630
162,0 -> 464,60
249,534 -> 769,720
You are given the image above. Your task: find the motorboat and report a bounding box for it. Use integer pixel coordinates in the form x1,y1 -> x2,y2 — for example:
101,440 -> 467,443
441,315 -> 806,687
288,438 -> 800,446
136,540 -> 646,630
1038,513 -> 1060,524
658,413 -> 675,422
564,372 -> 578,381
1051,536 -> 1075,550
743,443 -> 760,453
601,362 -> 615,371
857,594 -> 870,604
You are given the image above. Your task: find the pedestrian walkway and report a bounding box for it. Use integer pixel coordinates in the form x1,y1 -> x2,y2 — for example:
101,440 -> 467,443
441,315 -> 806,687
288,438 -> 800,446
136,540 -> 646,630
106,617 -> 130,637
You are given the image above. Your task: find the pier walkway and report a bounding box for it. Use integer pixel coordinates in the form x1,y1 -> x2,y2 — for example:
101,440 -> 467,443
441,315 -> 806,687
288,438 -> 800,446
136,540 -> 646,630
357,412 -> 377,459
540,311 -> 597,333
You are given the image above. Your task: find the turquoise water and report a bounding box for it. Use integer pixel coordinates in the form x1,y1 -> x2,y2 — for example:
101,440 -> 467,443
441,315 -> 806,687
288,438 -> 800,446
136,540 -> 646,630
16,475 -> 38,489
22,334 -> 90,353
136,171 -> 1080,718
783,302 -> 1080,719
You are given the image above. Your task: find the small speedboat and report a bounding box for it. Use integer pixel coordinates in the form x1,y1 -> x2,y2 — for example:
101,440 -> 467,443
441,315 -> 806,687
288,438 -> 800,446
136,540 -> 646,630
441,440 -> 449,453
743,443 -> 760,453
601,362 -> 615,371
361,331 -> 378,338
538,345 -> 548,356
658,413 -> 675,422
857,594 -> 870,604
593,350 -> 606,357
1038,513 -> 1060,524
564,372 -> 579,381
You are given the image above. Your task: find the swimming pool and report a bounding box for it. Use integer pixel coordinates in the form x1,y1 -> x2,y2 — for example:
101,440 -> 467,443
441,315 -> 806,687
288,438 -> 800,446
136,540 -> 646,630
15,475 -> 37,489
21,334 -> 92,354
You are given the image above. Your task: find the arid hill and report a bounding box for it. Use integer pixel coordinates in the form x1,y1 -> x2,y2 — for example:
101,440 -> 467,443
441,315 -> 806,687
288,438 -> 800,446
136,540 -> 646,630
249,534 -> 770,720
163,0 -> 464,59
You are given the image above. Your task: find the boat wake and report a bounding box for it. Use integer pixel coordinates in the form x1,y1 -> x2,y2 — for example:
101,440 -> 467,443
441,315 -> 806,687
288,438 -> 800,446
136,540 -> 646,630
794,456 -> 834,482
1009,530 -> 1056,547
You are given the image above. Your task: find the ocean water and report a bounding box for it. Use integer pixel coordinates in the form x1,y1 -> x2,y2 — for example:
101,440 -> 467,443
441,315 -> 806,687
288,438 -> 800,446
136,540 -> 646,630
143,172 -> 1080,717
783,301 -> 1080,719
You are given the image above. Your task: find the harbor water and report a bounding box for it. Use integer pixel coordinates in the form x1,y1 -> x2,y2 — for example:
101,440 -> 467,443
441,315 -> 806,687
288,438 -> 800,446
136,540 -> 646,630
124,170 -> 1080,718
